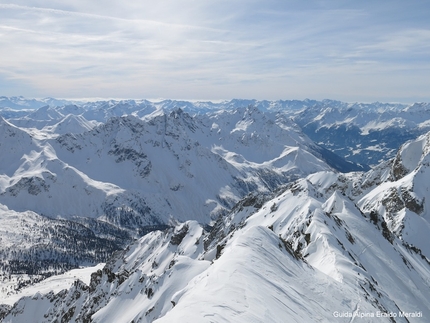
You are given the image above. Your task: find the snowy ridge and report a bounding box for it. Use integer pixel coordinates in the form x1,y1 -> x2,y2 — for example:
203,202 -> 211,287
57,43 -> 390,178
356,132 -> 430,259
2,97 -> 430,322
46,114 -> 100,135
4,165 -> 430,322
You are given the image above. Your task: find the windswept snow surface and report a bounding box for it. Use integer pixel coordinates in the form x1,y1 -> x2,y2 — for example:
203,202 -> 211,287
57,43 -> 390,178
156,225 -> 377,323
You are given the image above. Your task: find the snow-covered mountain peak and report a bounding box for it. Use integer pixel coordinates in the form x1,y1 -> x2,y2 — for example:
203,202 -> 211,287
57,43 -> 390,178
25,105 -> 62,121
392,131 -> 430,180
347,131 -> 430,264
0,117 -> 37,176
322,190 -> 347,214
44,114 -> 99,135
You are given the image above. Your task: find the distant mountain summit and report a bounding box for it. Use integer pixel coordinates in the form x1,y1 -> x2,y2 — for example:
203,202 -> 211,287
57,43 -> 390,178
2,97 -> 429,168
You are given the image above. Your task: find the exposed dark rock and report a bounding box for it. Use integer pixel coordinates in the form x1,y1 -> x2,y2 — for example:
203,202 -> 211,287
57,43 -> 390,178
392,153 -> 409,181
0,304 -> 12,321
170,224 -> 189,245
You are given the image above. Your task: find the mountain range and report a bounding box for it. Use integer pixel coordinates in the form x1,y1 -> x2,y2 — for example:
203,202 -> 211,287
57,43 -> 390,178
1,97 -> 430,322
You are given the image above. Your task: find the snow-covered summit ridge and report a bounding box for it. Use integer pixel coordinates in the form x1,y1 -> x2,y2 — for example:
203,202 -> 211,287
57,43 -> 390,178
303,131 -> 430,262
4,154 -> 430,321
392,131 -> 430,177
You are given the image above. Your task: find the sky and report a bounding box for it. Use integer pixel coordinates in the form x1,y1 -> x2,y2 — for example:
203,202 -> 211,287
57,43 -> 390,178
0,0 -> 429,102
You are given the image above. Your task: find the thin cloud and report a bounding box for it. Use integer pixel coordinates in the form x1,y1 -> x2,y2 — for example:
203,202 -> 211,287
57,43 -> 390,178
359,29 -> 430,53
0,0 -> 429,101
0,3 -> 225,33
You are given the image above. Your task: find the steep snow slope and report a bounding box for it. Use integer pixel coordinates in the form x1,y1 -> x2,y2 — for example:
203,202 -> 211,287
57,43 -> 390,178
0,117 -> 36,177
356,132 -> 430,259
0,141 -> 130,222
158,225 -> 381,323
4,173 -> 429,322
304,130 -> 430,262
